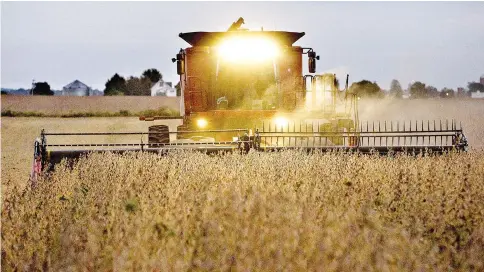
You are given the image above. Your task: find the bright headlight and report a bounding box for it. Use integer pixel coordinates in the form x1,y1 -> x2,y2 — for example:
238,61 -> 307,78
217,36 -> 279,62
197,119 -> 208,128
274,117 -> 289,127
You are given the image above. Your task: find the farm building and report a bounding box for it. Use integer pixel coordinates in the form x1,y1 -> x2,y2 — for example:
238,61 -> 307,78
151,79 -> 176,97
471,91 -> 484,99
62,80 -> 92,96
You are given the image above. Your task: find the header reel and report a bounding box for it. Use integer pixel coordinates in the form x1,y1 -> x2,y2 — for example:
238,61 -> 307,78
31,119 -> 468,181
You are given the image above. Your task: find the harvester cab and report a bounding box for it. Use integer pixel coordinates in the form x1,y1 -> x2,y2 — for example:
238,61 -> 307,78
33,18 -> 468,177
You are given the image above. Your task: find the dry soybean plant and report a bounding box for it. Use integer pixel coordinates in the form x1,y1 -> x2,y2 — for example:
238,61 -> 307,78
2,150 -> 484,271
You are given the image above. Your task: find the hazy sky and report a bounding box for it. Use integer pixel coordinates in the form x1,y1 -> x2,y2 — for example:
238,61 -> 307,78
1,1 -> 483,91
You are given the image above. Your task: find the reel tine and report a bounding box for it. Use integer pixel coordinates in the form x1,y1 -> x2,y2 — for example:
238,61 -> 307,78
427,120 -> 430,144
372,125 -> 376,146
391,121 -> 394,146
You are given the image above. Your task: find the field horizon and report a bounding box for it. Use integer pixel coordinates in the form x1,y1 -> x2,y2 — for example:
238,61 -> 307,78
1,95 -> 182,116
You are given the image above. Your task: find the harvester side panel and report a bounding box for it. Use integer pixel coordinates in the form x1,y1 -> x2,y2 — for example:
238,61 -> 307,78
185,46 -> 212,113
279,46 -> 304,110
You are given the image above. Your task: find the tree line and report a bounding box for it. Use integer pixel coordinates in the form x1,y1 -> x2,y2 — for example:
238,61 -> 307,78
349,79 -> 484,99
2,68 -> 172,96
104,69 -> 162,96
5,69 -> 483,99
31,82 -> 54,95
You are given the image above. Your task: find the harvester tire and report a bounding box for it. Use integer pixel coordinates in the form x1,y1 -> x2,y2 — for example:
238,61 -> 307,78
149,125 -> 170,147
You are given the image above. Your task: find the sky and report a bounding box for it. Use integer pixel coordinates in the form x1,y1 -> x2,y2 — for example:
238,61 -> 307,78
1,1 -> 483,91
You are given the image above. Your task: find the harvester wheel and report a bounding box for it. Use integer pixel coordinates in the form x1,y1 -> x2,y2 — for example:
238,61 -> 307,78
149,125 -> 170,147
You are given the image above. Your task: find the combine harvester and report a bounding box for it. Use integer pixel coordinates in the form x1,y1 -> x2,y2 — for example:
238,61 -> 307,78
32,18 -> 468,176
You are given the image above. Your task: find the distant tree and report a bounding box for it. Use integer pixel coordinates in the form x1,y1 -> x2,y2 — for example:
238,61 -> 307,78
409,81 -> 427,99
1,90 -> 8,95
32,82 -> 54,95
175,82 -> 181,97
425,85 -> 439,98
467,82 -> 484,92
16,88 -> 28,95
457,87 -> 468,98
349,80 -> 383,98
104,73 -> 126,96
389,79 -> 403,98
440,88 -> 455,98
142,69 -> 162,84
125,76 -> 152,96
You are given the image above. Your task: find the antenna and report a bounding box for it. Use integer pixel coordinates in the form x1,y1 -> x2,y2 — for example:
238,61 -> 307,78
31,79 -> 36,95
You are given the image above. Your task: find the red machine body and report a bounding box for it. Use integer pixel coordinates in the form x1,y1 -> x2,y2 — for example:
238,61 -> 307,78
178,31 -> 306,115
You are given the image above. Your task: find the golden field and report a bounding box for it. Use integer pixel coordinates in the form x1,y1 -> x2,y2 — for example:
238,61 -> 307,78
2,98 -> 483,196
1,117 -> 182,198
1,95 -> 181,115
2,151 -> 484,271
1,98 -> 484,271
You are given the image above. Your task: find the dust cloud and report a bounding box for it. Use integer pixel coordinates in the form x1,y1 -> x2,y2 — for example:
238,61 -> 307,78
357,98 -> 484,149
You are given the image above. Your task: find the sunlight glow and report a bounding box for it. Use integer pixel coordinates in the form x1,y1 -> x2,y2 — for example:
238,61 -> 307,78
197,118 -> 208,128
274,117 -> 289,127
217,36 -> 279,62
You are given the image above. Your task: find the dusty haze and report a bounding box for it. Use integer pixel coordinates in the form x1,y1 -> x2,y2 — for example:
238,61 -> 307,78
358,98 -> 484,149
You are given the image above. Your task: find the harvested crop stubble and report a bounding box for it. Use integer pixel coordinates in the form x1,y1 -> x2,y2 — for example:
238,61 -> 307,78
2,150 -> 484,271
1,96 -> 181,115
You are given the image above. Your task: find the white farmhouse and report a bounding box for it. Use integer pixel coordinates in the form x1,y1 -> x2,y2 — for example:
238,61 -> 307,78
471,91 -> 484,99
62,80 -> 92,96
151,80 -> 177,97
